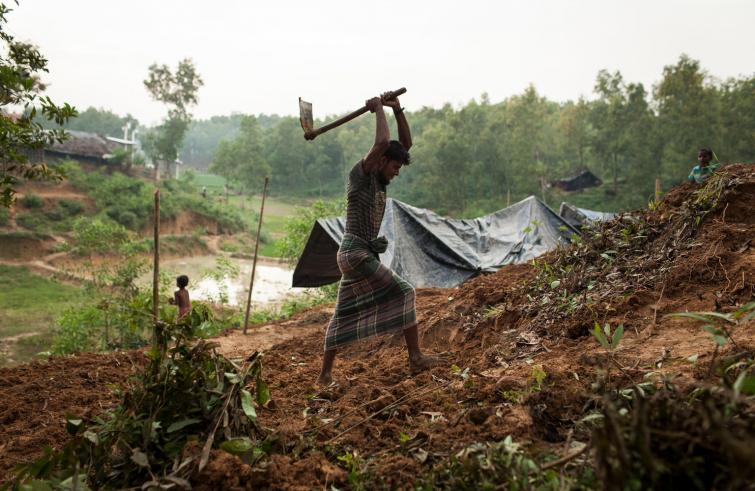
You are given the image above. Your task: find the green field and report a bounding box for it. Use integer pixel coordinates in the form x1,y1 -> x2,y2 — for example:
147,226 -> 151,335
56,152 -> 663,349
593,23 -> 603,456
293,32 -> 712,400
225,192 -> 304,258
0,266 -> 82,365
193,173 -> 228,192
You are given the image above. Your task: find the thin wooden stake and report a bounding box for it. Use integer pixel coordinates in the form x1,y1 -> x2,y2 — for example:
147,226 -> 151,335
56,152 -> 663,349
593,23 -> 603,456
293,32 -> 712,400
243,177 -> 269,334
152,189 -> 160,340
655,178 -> 662,202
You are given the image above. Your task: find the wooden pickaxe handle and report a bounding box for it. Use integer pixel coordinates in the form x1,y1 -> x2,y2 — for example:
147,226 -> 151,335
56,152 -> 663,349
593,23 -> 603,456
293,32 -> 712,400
304,87 -> 406,140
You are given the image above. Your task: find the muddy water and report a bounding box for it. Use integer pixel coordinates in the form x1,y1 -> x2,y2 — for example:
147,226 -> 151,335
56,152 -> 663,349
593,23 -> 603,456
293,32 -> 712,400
158,255 -> 298,308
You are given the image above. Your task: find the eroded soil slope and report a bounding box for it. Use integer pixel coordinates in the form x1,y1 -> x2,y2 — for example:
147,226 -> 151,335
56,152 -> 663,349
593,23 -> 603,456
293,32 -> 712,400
196,164 -> 754,489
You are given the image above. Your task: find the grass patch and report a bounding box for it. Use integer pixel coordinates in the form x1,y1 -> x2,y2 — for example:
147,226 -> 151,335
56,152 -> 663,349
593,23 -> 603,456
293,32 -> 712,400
0,266 -> 82,365
218,234 -> 279,258
225,195 -> 301,258
258,240 -> 280,258
194,172 -> 227,192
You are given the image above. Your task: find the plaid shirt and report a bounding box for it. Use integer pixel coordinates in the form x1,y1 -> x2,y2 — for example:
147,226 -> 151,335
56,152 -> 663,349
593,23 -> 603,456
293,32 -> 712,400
688,162 -> 719,184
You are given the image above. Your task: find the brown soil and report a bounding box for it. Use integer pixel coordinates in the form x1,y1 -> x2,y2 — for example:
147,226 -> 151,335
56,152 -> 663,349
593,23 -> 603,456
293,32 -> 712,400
142,211 -> 221,236
192,164 -> 755,489
1,164 -> 753,488
0,352 -> 144,479
0,234 -> 57,261
16,181 -> 93,204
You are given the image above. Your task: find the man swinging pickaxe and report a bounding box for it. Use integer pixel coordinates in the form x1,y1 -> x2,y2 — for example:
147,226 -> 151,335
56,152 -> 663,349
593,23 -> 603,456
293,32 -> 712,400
300,88 -> 445,386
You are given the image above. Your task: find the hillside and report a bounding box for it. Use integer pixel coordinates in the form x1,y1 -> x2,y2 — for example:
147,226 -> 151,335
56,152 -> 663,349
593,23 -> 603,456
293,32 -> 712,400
0,163 -> 266,366
1,164 -> 753,489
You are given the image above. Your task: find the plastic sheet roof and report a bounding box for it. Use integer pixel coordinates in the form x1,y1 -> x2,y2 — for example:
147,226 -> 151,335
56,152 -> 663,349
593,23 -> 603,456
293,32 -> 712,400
293,196 -> 579,289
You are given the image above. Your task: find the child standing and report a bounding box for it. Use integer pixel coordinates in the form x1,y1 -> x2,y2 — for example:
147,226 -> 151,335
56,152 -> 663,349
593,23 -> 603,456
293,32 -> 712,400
688,148 -> 719,184
169,275 -> 192,320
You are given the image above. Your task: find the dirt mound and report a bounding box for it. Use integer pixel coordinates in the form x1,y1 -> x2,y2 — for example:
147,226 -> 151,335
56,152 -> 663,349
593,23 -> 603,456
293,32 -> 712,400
194,164 -> 753,488
0,352 -> 144,481
2,164 -> 753,488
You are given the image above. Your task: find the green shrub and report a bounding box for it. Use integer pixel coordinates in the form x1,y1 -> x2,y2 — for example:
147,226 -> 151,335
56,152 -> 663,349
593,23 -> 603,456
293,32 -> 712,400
58,199 -> 85,216
106,147 -> 130,167
0,207 -> 8,226
55,159 -> 82,177
52,304 -> 103,354
16,212 -> 49,232
63,162 -> 247,233
115,210 -> 138,229
20,193 -> 44,209
44,208 -> 64,221
15,319 -> 269,489
71,217 -> 130,254
118,238 -> 151,255
278,199 -> 345,265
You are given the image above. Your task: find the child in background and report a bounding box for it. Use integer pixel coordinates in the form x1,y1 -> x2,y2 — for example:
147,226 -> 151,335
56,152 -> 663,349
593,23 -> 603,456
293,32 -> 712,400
688,148 -> 719,184
169,275 -> 192,320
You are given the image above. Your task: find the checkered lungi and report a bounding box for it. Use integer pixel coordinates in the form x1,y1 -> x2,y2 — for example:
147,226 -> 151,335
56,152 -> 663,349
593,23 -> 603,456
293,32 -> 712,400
325,233 -> 416,350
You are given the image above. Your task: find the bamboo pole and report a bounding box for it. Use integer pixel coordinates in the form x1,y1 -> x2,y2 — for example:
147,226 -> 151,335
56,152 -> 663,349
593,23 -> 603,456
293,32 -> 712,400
152,189 -> 160,338
243,177 -> 269,334
655,178 -> 662,202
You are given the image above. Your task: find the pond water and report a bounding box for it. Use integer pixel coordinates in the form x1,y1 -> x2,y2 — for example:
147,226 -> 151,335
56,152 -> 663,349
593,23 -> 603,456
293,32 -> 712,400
158,255 -> 298,308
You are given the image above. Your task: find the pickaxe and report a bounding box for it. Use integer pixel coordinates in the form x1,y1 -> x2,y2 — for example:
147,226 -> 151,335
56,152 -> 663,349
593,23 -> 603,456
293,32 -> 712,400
299,87 -> 406,141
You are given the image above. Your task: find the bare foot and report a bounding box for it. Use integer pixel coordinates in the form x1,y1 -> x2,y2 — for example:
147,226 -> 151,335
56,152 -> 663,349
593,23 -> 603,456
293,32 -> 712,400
409,354 -> 444,375
316,373 -> 333,386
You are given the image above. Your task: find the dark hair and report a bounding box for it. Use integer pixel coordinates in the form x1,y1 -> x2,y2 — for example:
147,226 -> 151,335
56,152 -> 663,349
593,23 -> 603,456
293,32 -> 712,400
699,147 -> 713,158
383,140 -> 411,165
177,275 -> 189,288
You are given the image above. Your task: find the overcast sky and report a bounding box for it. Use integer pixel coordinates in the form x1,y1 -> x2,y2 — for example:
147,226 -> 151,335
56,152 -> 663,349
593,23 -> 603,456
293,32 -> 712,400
7,0 -> 755,125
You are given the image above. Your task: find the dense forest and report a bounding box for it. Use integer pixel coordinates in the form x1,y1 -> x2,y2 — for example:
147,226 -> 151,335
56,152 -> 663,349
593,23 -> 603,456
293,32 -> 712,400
53,55 -> 753,215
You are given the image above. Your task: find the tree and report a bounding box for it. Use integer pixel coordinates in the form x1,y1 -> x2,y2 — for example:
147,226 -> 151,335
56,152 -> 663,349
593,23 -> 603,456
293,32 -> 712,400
179,114 -> 245,169
143,58 -> 203,179
718,76 -> 755,163
0,2 -> 77,207
559,97 -> 592,168
654,55 -> 719,185
40,106 -> 139,137
209,115 -> 271,193
503,85 -> 559,203
590,70 -> 658,201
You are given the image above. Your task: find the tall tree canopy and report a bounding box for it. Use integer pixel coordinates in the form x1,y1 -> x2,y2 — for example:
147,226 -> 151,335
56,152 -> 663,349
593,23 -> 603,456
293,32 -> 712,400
143,58 -> 203,179
39,106 -> 139,137
0,1 -> 77,207
209,115 -> 271,192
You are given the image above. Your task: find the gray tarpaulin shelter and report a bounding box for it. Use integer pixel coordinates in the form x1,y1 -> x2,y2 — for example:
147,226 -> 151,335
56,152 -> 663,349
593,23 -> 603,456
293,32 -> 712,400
292,196 -> 579,289
558,202 -> 615,229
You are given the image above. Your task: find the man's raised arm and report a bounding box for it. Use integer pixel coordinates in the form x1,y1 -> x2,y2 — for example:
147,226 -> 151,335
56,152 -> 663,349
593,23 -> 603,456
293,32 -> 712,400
382,94 -> 412,150
362,97 -> 390,174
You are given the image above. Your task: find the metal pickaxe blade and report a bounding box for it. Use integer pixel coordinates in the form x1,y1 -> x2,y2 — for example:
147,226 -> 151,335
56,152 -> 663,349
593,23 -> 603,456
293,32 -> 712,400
298,98 -> 314,137
298,87 -> 406,141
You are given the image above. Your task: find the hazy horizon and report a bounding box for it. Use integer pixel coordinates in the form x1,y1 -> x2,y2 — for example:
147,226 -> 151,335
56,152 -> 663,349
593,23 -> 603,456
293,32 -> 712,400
6,0 -> 755,125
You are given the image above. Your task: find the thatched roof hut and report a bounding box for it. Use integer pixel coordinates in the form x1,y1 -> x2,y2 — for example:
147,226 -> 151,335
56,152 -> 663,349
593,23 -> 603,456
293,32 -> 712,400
46,130 -> 119,162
